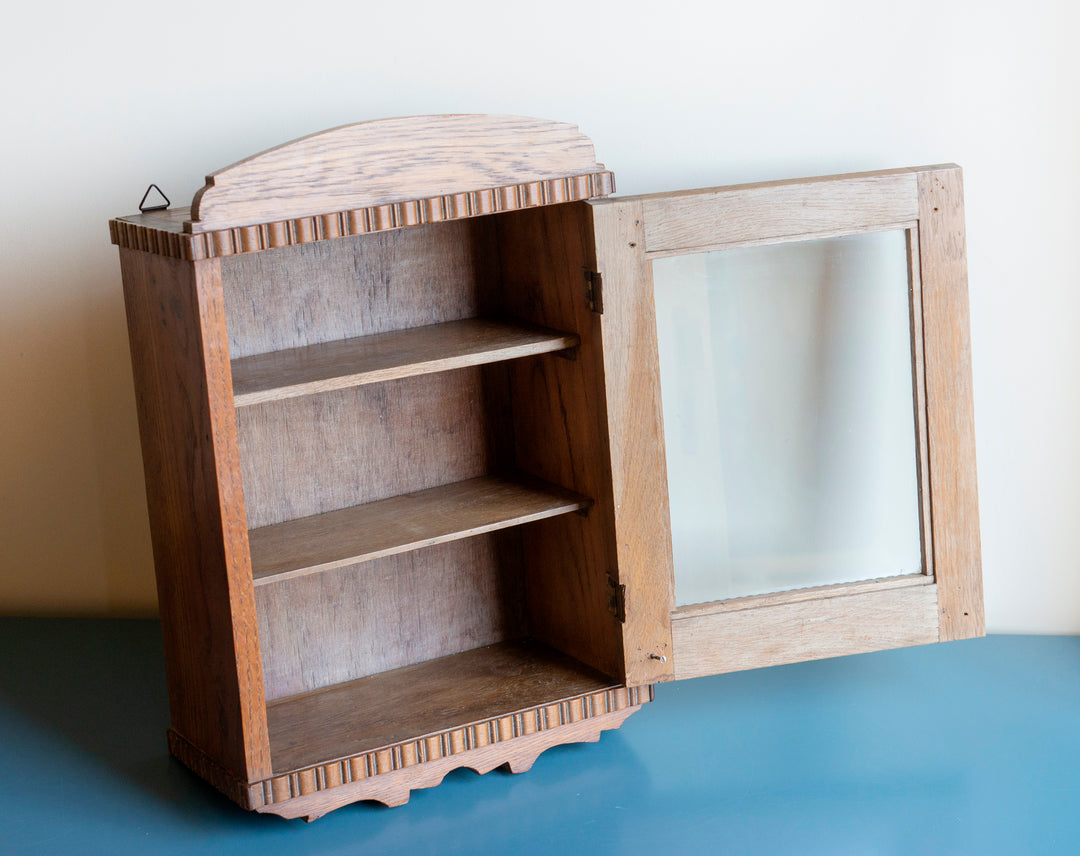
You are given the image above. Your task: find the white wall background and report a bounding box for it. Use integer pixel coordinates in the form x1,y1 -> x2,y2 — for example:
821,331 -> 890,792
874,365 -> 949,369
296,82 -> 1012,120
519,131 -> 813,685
1,0 -> 1076,631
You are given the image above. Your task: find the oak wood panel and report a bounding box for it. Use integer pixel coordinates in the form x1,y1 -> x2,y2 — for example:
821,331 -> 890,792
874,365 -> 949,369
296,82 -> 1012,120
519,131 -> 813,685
256,534 -> 525,700
588,200 -> 677,686
918,167 -> 984,640
189,115 -> 609,232
236,369 -> 496,529
628,167 -> 928,254
231,318 -> 579,406
265,640 -> 622,774
491,202 -> 627,682
248,474 -> 590,585
220,218 -> 494,359
118,249 -> 270,781
670,584 -> 940,680
255,704 -> 643,818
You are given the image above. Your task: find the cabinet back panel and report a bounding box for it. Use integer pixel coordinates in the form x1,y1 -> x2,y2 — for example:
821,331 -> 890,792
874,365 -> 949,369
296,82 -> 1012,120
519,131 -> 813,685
256,532 -> 525,700
237,368 -> 500,529
220,219 -> 497,359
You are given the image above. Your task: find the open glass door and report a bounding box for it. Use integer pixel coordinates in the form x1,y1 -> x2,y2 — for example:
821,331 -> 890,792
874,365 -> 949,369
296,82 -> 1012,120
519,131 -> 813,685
589,166 -> 983,686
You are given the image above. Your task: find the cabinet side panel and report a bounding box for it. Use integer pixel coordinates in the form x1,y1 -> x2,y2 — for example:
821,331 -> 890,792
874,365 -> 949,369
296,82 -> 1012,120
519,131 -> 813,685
119,249 -> 271,781
917,168 -> 984,640
492,203 -> 624,680
590,201 -> 677,686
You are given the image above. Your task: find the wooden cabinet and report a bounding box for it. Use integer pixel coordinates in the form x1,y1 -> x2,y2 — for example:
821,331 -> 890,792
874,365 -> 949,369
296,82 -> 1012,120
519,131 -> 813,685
111,115 -> 983,820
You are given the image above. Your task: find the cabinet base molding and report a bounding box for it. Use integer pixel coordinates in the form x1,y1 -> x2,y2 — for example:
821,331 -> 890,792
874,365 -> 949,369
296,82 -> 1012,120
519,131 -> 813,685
261,704 -> 643,821
169,685 -> 652,820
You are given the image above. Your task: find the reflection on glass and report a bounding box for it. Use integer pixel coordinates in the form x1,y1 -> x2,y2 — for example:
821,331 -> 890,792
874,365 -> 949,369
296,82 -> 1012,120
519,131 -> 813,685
653,230 -> 922,606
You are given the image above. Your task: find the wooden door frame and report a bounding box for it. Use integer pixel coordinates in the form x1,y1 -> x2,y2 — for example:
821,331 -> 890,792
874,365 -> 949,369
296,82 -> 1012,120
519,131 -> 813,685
590,165 -> 983,684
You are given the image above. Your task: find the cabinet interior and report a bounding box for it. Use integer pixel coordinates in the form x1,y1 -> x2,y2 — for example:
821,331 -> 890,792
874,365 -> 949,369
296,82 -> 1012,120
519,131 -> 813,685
219,202 -> 624,765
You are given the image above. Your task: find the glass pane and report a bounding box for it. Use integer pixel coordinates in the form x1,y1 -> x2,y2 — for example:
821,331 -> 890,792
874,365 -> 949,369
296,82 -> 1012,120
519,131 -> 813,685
653,230 -> 922,606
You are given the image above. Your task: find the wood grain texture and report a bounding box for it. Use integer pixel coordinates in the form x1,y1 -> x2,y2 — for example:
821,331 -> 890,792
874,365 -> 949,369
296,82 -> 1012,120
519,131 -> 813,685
670,584 -> 940,679
256,704 -> 643,819
110,170 -> 615,260
231,318 -> 579,406
917,167 -> 984,640
189,115 -> 609,232
236,369 -> 496,529
622,167 -> 930,254
265,640 -> 627,773
588,200 -> 677,687
220,218 -> 493,359
491,202 -> 627,681
248,474 -> 591,585
118,250 -> 270,781
255,534 -> 525,700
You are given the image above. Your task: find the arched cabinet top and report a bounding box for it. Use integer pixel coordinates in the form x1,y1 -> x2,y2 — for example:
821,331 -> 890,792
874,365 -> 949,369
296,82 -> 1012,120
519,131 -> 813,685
110,115 -> 614,258
189,115 -> 609,232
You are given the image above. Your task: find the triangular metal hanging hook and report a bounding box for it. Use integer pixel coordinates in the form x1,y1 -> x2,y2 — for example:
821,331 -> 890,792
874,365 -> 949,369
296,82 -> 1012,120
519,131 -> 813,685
139,184 -> 170,212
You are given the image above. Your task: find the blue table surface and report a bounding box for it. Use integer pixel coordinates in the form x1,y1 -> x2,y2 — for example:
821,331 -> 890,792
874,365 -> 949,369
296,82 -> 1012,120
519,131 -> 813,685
1,619 -> 1077,855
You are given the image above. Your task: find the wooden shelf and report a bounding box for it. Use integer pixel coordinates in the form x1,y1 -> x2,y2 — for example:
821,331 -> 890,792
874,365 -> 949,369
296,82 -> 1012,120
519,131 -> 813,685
231,318 -> 579,406
249,474 -> 591,586
265,640 -> 620,775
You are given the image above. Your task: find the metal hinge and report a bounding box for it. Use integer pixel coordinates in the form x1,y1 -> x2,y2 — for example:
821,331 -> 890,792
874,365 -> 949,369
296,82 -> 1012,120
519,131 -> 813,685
584,270 -> 604,314
607,573 -> 626,623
